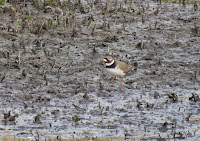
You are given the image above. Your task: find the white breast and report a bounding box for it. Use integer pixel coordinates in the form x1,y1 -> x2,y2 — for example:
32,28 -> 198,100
106,67 -> 125,77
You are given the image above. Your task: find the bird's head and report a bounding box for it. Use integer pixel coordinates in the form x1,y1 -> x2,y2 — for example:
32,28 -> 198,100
103,56 -> 114,66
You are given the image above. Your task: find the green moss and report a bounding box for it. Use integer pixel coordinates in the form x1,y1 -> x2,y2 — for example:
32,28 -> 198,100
18,22 -> 22,26
0,0 -> 3,4
114,7 -> 120,13
72,115 -> 80,122
26,16 -> 32,20
47,0 -> 55,4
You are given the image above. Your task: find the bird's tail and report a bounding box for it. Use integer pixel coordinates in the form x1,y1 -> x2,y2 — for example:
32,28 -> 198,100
131,62 -> 138,71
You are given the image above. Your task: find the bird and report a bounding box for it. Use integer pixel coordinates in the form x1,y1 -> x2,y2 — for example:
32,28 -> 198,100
103,56 -> 137,87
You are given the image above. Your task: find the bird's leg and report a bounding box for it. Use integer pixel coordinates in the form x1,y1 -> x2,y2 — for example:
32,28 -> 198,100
110,76 -> 116,83
120,78 -> 123,87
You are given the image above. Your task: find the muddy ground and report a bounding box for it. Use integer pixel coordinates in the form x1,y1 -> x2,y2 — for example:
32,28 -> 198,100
0,0 -> 200,140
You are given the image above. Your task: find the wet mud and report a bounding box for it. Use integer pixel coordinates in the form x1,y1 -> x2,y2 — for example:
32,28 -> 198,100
0,0 -> 200,140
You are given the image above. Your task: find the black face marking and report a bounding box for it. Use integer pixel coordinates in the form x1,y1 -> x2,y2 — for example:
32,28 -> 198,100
104,58 -> 109,63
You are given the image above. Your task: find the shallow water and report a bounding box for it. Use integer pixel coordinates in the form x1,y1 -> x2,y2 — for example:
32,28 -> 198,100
0,0 -> 200,140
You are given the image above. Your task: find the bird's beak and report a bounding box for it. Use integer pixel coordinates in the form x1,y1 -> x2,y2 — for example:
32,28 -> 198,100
102,61 -> 106,64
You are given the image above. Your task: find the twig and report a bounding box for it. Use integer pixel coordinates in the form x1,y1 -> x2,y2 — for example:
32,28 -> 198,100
18,51 -> 21,65
24,0 -> 26,8
39,20 -> 46,34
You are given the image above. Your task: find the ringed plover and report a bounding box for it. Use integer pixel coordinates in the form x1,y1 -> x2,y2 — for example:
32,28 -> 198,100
103,56 -> 137,87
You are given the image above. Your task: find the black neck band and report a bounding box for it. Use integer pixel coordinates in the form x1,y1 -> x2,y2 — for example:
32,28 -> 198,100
106,61 -> 116,68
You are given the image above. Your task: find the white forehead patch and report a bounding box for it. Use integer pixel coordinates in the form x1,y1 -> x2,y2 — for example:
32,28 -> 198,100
103,59 -> 107,62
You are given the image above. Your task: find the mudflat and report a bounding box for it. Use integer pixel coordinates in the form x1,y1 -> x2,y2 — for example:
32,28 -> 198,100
0,0 -> 200,140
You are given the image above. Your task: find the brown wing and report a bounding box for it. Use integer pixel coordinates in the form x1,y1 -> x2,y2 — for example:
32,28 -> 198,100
115,60 -> 133,74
